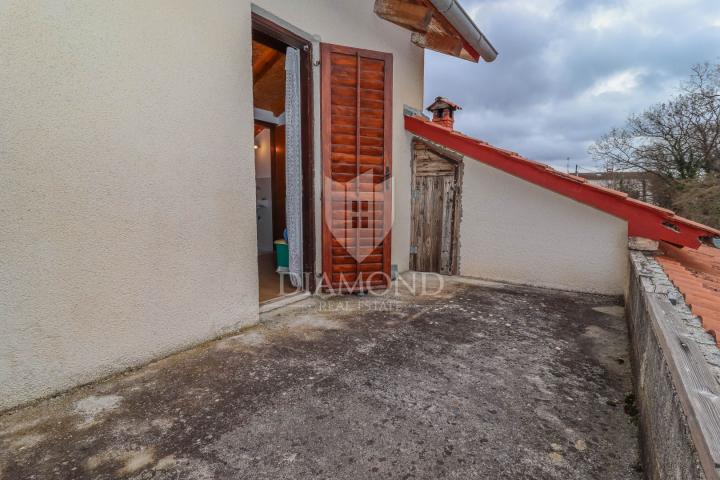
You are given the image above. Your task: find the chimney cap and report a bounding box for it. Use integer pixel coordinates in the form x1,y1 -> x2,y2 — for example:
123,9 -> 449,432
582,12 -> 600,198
426,97 -> 462,113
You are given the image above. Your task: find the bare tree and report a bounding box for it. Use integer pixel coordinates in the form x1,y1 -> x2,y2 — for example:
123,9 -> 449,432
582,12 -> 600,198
589,63 -> 720,209
683,63 -> 720,173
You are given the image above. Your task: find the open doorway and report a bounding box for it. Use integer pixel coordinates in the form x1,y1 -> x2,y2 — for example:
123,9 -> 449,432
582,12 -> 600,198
252,14 -> 315,303
254,120 -> 293,302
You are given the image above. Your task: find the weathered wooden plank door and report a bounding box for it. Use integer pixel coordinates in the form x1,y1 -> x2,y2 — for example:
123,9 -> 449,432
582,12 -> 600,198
410,141 -> 461,275
411,175 -> 456,274
321,43 -> 393,290
438,175 -> 456,274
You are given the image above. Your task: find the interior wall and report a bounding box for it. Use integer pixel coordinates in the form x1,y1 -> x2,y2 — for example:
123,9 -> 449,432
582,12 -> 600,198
459,158 -> 629,295
272,124 -> 287,243
254,129 -> 274,253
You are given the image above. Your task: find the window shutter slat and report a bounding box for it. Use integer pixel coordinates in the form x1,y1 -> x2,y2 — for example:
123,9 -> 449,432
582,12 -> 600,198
321,43 -> 393,291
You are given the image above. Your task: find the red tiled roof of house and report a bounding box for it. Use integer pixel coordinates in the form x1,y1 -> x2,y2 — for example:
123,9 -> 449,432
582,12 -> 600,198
658,242 -> 720,346
404,114 -> 720,249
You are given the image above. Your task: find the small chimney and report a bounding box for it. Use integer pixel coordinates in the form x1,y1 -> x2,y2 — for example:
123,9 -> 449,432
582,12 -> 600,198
426,97 -> 461,130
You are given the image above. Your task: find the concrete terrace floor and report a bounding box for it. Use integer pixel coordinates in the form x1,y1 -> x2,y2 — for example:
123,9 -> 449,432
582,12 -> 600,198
0,276 -> 642,479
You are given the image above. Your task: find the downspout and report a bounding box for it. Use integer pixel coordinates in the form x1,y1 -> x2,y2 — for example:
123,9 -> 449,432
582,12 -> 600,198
428,0 -> 498,62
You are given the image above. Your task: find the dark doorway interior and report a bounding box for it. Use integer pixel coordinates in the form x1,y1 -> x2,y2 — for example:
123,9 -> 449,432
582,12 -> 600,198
252,14 -> 315,302
254,120 -> 293,302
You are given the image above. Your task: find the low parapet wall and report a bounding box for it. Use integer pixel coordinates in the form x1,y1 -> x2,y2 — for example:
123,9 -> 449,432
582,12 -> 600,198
627,251 -> 720,480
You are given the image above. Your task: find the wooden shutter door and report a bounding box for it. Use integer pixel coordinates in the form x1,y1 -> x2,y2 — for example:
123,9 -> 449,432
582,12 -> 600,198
321,43 -> 393,291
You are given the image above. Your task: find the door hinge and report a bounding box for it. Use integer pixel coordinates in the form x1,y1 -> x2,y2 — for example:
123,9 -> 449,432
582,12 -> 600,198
409,245 -> 418,254
411,189 -> 420,200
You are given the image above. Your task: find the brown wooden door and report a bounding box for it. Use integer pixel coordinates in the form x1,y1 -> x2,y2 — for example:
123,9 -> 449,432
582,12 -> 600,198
321,43 -> 393,291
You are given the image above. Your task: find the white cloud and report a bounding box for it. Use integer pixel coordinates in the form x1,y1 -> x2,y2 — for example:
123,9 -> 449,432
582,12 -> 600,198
584,0 -> 705,35
467,0 -> 562,20
588,7 -> 633,31
586,69 -> 645,96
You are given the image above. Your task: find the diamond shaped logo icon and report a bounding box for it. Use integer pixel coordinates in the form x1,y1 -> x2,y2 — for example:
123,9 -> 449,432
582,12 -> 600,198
324,169 -> 392,263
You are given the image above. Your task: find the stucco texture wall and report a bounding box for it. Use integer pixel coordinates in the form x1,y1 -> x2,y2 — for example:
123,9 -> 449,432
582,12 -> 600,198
1,0 -> 262,411
459,159 -> 628,295
0,1 -> 423,410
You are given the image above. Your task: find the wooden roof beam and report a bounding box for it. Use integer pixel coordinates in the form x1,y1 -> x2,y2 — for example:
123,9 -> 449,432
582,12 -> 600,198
411,30 -> 464,59
253,49 -> 283,84
374,0 -> 433,33
374,0 -> 496,62
414,5 -> 478,61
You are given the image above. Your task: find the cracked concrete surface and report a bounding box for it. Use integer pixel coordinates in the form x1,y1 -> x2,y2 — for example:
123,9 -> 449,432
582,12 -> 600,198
0,277 -> 641,479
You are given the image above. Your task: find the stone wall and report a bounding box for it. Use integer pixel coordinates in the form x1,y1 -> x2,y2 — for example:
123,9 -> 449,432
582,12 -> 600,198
627,251 -> 720,479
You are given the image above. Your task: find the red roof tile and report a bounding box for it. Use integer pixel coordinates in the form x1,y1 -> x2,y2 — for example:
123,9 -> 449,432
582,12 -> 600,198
404,114 -> 720,248
659,242 -> 720,346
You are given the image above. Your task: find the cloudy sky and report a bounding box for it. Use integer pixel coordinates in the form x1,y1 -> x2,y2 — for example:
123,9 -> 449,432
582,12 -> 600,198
424,0 -> 720,171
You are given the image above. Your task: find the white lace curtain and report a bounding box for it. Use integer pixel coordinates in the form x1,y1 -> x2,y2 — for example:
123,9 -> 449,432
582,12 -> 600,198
285,47 -> 303,288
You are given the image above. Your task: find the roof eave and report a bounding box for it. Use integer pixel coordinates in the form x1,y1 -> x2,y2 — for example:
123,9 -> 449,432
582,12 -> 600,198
427,0 -> 497,62
374,0 -> 497,63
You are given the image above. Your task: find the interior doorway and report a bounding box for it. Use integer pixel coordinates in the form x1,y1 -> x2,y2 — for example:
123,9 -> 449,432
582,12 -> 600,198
409,139 -> 463,275
252,14 -> 315,303
254,120 -> 293,302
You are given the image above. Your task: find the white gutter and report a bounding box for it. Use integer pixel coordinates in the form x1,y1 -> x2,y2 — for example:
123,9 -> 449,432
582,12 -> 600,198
428,0 -> 498,62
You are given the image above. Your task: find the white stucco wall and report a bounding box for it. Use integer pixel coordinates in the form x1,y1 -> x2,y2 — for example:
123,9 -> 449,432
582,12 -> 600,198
458,158 -> 628,295
0,0 -> 423,410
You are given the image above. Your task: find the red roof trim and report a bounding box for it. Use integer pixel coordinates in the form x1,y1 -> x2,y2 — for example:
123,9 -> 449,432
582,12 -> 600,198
405,114 -> 720,249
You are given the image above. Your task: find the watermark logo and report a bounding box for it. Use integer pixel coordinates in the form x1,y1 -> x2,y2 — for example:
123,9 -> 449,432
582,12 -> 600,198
323,170 -> 393,263
273,171 -> 448,297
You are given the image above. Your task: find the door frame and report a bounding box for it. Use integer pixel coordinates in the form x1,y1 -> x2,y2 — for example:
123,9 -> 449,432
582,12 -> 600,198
252,13 -> 316,292
410,138 -> 463,275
